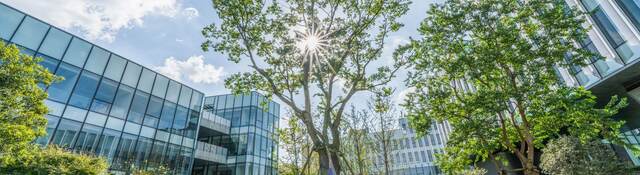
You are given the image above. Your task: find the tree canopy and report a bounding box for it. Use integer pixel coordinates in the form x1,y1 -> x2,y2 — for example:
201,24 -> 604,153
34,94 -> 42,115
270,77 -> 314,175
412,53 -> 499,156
202,0 -> 410,173
401,0 -> 629,174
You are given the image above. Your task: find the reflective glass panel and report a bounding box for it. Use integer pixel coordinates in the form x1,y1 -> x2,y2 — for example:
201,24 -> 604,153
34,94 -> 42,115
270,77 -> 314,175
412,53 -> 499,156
110,85 -> 134,119
104,55 -> 126,81
138,68 -> 155,93
152,75 -> 169,98
38,28 -> 71,59
84,47 -> 109,74
11,17 -> 48,50
68,71 -> 100,109
0,4 -> 24,39
128,91 -> 149,124
73,124 -> 102,153
62,38 -> 91,67
50,119 -> 81,148
48,63 -> 80,102
122,62 -> 142,88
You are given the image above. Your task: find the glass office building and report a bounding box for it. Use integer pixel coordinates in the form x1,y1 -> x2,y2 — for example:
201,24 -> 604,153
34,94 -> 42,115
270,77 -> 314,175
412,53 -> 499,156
193,92 -> 279,175
0,3 -> 203,174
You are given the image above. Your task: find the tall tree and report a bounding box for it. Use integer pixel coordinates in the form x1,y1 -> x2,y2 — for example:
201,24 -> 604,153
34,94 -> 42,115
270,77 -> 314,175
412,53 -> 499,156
202,0 -> 409,173
278,114 -> 314,175
0,41 -> 57,156
400,0 -> 629,174
370,88 -> 397,175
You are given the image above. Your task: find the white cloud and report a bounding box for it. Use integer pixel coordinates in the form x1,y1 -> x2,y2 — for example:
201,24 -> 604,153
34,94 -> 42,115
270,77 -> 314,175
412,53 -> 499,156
182,7 -> 199,20
1,0 -> 179,42
155,55 -> 224,84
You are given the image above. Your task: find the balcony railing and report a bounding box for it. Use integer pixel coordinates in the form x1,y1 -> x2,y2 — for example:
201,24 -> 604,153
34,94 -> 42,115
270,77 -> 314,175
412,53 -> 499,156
194,141 -> 228,163
200,110 -> 231,134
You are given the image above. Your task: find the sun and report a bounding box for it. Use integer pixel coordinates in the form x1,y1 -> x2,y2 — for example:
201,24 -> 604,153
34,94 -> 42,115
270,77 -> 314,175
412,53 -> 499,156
295,25 -> 333,73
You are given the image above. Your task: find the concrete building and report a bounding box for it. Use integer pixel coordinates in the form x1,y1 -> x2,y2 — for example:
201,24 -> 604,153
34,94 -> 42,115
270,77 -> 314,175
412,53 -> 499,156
0,2 -> 279,175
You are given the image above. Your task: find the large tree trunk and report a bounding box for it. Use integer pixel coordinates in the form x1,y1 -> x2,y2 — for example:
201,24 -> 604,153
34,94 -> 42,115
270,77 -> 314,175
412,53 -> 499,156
318,148 -> 341,175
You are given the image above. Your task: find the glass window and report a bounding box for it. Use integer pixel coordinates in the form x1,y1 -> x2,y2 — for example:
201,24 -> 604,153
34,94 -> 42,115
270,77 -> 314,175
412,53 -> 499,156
62,38 -> 91,67
128,91 -> 149,124
50,119 -> 81,148
113,133 -> 137,170
152,75 -> 169,98
38,28 -> 71,59
122,62 -> 142,88
166,80 -> 181,103
104,55 -> 126,81
0,4 -> 24,39
191,92 -> 203,110
45,99 -> 65,116
178,86 -> 192,107
147,96 -> 163,117
173,106 -> 188,132
62,106 -> 88,122
110,85 -> 134,119
143,115 -> 159,127
134,137 -> 153,165
68,71 -> 100,109
86,112 -> 108,127
11,17 -> 48,50
48,63 -> 80,102
124,122 -> 141,135
616,0 -> 640,31
96,128 -> 121,162
155,130 -> 170,142
84,47 -> 110,74
138,68 -> 155,93
149,141 -> 166,165
140,126 -> 156,138
105,117 -> 125,131
91,79 -> 118,114
159,102 -> 176,131
73,123 -> 102,153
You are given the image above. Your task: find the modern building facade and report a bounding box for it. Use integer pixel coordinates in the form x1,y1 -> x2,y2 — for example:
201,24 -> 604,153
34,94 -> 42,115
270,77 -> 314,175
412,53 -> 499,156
369,118 -> 450,175
555,0 -> 640,165
193,93 -> 280,175
0,2 -> 279,175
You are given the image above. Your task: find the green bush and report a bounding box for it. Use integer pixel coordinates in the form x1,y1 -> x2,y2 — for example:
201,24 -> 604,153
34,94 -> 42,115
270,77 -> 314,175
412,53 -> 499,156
0,145 -> 108,175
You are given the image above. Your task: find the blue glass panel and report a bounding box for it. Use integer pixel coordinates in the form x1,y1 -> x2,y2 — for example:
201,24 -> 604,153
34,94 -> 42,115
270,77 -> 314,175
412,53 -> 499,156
147,96 -> 163,117
50,118 -> 81,148
135,137 -> 153,165
166,80 -> 180,103
0,4 -> 24,39
48,63 -> 80,102
84,47 -> 109,74
110,85 -> 134,119
96,128 -> 121,162
138,68 -> 155,93
91,79 -> 118,114
152,75 -> 169,98
159,102 -> 176,131
128,91 -> 149,124
62,38 -> 91,67
11,17 -> 48,50
68,71 -> 100,109
143,115 -> 159,127
173,106 -> 188,132
38,28 -> 71,59
36,53 -> 59,74
617,0 -> 640,31
73,124 -> 102,153
113,133 -> 137,170
122,62 -> 142,88
104,55 -> 126,81
178,86 -> 192,107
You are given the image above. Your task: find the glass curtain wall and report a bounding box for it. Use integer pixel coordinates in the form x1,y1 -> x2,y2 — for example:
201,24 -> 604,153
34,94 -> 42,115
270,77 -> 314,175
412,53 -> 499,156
0,3 -> 203,174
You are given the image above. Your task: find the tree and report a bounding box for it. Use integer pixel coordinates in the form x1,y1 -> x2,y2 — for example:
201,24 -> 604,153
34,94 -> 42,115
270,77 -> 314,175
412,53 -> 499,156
0,41 -> 108,174
540,136 -> 632,175
0,41 -> 57,154
202,0 -> 410,174
369,88 -> 398,175
340,107 -> 374,175
400,0 -> 629,174
278,114 -> 315,175
0,145 -> 108,174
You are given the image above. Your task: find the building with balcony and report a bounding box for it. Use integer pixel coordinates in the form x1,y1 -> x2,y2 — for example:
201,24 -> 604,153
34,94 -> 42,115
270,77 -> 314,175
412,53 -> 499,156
556,0 -> 640,165
193,92 -> 280,175
0,2 -> 279,175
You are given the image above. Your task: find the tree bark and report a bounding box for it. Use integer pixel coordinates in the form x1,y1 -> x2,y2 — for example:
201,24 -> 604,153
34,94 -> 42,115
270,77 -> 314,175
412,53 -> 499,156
318,148 -> 341,175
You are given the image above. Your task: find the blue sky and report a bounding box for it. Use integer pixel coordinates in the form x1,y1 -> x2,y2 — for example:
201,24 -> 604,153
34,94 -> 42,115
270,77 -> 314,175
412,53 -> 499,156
1,0 -> 438,115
